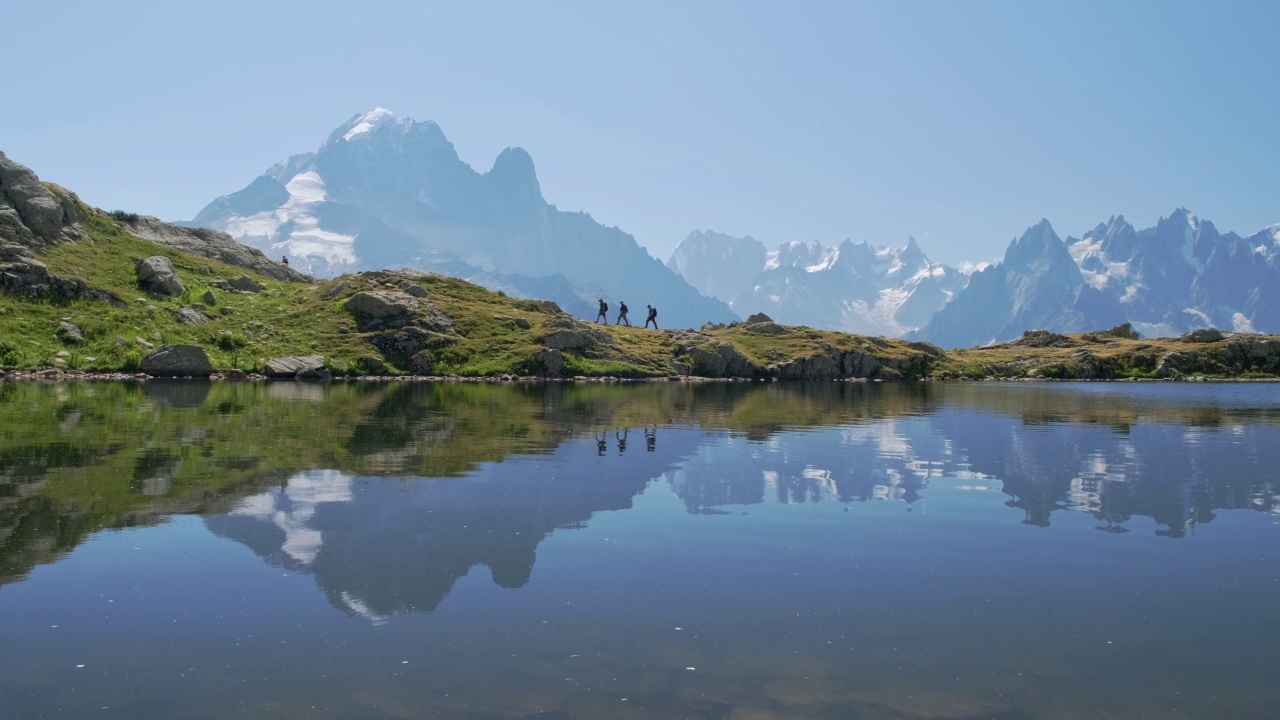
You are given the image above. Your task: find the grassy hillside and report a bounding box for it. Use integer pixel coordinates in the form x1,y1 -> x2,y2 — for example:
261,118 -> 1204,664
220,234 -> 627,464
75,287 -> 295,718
2,200 -> 1279,380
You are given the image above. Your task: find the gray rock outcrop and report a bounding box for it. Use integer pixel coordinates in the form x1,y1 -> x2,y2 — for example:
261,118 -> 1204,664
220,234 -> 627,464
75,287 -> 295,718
57,320 -> 84,344
0,151 -> 85,246
120,214 -> 309,283
175,307 -> 211,325
345,291 -> 419,319
136,256 -> 185,296
265,355 -> 326,378
140,345 -> 214,377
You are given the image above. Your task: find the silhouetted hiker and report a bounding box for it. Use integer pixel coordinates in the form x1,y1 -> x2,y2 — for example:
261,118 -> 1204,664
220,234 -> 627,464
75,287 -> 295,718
645,427 -> 656,452
596,299 -> 608,324
616,428 -> 628,454
596,432 -> 608,456
281,255 -> 289,267
645,305 -> 658,329
616,301 -> 631,326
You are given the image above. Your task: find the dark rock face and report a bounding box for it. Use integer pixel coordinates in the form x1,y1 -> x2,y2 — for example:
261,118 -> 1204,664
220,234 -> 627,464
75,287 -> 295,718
265,355 -> 326,378
1181,328 -> 1224,343
140,345 -> 214,377
345,291 -> 418,319
536,348 -> 563,376
136,256 -> 185,296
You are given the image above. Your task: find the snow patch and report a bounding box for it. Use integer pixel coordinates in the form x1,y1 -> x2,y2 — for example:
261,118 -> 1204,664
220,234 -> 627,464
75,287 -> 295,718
343,107 -> 401,141
230,470 -> 353,566
220,169 -> 357,268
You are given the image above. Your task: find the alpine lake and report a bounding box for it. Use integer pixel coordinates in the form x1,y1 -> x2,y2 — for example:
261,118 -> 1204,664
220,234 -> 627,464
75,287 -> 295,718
1,378 -> 1278,720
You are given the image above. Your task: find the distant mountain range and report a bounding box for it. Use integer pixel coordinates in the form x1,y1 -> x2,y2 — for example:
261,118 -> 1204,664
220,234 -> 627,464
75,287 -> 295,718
186,108 -> 735,328
669,210 -> 1280,347
912,210 -> 1280,347
667,230 -> 967,336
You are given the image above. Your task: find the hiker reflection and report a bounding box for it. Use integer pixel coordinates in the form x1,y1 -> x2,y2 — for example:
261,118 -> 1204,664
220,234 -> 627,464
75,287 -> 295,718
596,432 -> 608,456
616,428 -> 628,454
645,427 -> 656,452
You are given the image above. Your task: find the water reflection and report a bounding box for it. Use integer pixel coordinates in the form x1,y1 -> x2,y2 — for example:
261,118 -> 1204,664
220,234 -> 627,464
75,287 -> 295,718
2,380 -> 1279,596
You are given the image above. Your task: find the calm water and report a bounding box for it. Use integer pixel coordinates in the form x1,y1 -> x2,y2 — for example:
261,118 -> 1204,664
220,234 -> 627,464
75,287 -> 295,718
1,380 -> 1278,719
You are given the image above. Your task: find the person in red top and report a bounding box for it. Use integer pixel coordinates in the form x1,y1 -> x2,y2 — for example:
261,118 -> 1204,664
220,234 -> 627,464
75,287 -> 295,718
281,255 -> 289,267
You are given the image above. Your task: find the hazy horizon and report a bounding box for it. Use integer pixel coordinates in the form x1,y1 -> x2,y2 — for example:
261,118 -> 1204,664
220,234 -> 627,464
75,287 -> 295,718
3,0 -> 1277,268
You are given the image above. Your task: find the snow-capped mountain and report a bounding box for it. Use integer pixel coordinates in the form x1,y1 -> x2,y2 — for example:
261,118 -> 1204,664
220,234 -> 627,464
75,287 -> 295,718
667,230 -> 967,336
187,108 -> 735,328
912,210 -> 1280,348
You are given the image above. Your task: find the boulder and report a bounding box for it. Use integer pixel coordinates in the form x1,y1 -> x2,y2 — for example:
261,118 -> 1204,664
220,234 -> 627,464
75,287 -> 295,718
744,312 -> 774,324
536,348 -> 564,376
1156,350 -> 1198,378
226,274 -> 264,293
671,360 -> 692,376
175,307 -> 211,325
57,320 -> 84,344
344,291 -> 418,319
841,351 -> 882,378
140,344 -> 213,377
201,289 -> 217,305
0,151 -> 84,245
354,355 -> 389,375
398,280 -> 427,298
321,279 -> 349,300
1181,328 -> 1224,343
542,329 -> 597,353
1013,330 -> 1072,348
135,256 -> 185,296
135,337 -> 154,349
295,367 -> 333,380
744,321 -> 790,335
686,346 -> 728,377
265,355 -> 326,378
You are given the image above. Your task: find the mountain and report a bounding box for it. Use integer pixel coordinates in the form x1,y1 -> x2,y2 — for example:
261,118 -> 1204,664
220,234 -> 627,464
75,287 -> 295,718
914,211 -> 1280,348
667,230 -> 966,336
187,108 -> 735,328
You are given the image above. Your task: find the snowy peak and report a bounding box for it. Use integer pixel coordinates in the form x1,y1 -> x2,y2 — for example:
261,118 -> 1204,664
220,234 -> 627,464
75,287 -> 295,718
337,107 -> 408,142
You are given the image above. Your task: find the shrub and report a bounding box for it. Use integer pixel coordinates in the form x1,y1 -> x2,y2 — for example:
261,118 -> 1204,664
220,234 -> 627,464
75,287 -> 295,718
0,340 -> 23,367
120,350 -> 143,372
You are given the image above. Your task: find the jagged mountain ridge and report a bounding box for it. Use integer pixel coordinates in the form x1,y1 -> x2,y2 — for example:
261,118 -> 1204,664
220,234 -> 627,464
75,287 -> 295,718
913,210 -> 1280,348
188,108 -> 735,328
667,230 -> 967,336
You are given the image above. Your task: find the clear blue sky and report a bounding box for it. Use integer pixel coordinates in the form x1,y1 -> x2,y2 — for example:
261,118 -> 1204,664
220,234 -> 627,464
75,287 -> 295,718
3,0 -> 1277,267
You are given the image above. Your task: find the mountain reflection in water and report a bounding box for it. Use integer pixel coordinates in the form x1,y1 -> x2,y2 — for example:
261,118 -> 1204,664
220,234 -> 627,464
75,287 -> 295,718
3,379 -> 1280,719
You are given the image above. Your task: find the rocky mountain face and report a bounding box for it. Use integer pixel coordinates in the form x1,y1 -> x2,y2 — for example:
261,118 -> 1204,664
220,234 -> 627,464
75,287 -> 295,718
913,211 -> 1280,348
667,230 -> 966,336
188,109 -> 735,329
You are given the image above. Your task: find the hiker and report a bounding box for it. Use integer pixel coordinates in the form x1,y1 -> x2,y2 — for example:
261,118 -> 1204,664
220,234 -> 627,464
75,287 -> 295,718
596,298 -> 608,323
645,305 -> 658,329
281,255 -> 289,267
616,300 -> 630,326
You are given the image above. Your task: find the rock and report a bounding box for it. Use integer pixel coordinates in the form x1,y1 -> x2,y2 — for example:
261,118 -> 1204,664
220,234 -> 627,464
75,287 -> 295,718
336,325 -> 350,334
536,348 -> 564,376
1181,328 -> 1224,343
514,317 -> 532,330
52,358 -> 67,367
201,289 -> 216,305
1156,350 -> 1201,378
175,307 -> 211,325
135,256 -> 185,296
1102,323 -> 1140,340
344,291 -> 418,319
223,369 -> 248,380
686,346 -> 728,377
321,279 -> 349,300
671,360 -> 692,376
530,300 -> 562,314
354,356 -> 389,375
409,350 -> 435,375
700,322 -> 727,332
117,214 -> 308,283
264,355 -> 326,378
140,344 -> 214,377
57,320 -> 84,344
770,353 -> 842,380
399,280 -> 427,298
1071,348 -> 1114,379
115,337 -> 130,347
219,306 -> 235,316
841,351 -> 882,378
226,274 -> 264,293
743,321 -> 790,335
542,329 -> 598,353
55,350 -> 70,358
1013,330 -> 1073,348
0,151 -> 84,245
198,265 -> 212,276
715,342 -> 754,377
135,337 -> 154,349
295,367 -> 332,380
744,312 -> 774,324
